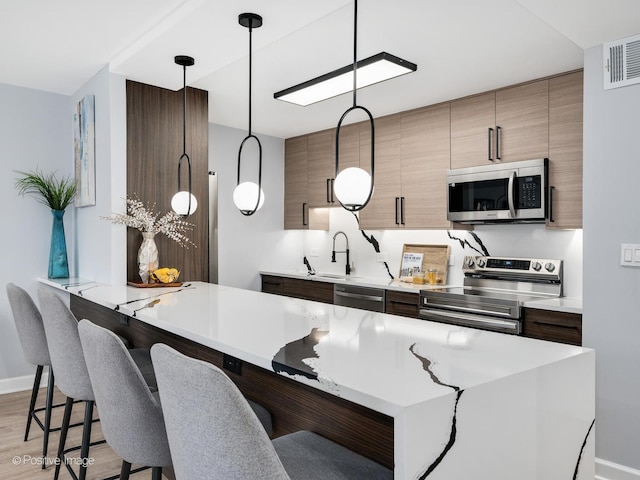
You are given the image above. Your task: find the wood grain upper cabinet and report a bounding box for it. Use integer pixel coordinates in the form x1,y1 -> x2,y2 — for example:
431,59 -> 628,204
495,80 -> 549,162
547,71 -> 583,229
359,105 -> 451,229
401,103 -> 451,228
450,80 -> 549,168
307,125 -> 360,208
307,130 -> 334,207
284,136 -> 308,229
358,115 -> 401,229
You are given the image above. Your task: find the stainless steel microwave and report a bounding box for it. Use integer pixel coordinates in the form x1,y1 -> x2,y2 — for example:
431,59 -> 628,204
446,158 -> 548,224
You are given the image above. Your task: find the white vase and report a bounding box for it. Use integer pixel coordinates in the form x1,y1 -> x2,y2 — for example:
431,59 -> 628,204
138,232 -> 159,283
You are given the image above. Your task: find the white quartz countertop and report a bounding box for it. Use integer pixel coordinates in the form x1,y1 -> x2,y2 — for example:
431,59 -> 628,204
260,270 -> 446,293
40,278 -> 589,418
522,296 -> 583,314
261,270 -> 583,314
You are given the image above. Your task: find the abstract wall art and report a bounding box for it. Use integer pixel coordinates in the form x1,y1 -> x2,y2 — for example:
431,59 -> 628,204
74,94 -> 95,207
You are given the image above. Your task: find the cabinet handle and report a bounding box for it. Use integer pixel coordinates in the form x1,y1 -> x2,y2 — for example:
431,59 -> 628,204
496,125 -> 501,160
395,197 -> 400,225
488,127 -> 493,161
330,178 -> 335,203
400,197 -> 406,225
326,179 -> 331,204
548,186 -> 555,223
302,202 -> 308,226
533,320 -> 579,331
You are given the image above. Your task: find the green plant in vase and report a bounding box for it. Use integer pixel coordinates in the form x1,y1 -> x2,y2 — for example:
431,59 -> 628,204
15,169 -> 77,278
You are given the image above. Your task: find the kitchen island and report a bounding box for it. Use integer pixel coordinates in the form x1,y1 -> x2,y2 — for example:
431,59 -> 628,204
40,278 -> 594,480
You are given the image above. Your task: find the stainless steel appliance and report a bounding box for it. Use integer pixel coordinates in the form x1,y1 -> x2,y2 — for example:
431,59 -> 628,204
419,255 -> 562,334
446,158 -> 548,224
334,284 -> 386,312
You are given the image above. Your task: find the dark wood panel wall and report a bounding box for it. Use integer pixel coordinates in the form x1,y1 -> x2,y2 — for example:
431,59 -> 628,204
126,80 -> 209,282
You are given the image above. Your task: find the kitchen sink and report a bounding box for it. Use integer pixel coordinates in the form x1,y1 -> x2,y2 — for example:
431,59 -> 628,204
314,273 -> 360,280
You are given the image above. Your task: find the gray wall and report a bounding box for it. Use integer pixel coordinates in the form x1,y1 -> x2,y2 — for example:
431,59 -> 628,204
584,46 -> 640,469
0,83 -> 70,382
209,123 -> 303,290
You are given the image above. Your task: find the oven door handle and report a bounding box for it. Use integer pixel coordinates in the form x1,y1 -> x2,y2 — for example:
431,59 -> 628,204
421,301 -> 519,319
508,170 -> 517,218
419,308 -> 521,334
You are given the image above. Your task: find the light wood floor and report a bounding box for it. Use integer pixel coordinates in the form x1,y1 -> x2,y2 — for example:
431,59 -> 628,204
0,384 -> 169,479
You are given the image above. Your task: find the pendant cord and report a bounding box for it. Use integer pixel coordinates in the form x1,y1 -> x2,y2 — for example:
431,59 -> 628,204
352,0 -> 357,108
248,23 -> 253,136
182,64 -> 187,155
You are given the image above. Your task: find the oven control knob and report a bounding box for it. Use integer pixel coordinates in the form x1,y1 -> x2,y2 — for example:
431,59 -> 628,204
465,258 -> 475,268
544,262 -> 556,272
476,258 -> 486,268
532,261 -> 542,272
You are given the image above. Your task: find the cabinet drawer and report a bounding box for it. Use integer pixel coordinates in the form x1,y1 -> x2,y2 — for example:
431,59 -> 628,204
283,278 -> 334,304
385,290 -> 420,319
523,308 -> 582,346
261,275 -> 284,295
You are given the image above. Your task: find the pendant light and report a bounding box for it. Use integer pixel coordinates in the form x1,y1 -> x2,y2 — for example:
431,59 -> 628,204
171,55 -> 198,217
233,13 -> 264,216
334,0 -> 374,212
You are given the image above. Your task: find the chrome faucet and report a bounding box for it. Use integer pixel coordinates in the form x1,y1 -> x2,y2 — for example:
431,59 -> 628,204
331,231 -> 350,275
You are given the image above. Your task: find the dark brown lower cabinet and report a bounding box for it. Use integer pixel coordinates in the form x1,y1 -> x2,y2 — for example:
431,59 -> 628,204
385,291 -> 420,318
70,295 -> 394,469
261,275 -> 334,304
522,308 -> 582,346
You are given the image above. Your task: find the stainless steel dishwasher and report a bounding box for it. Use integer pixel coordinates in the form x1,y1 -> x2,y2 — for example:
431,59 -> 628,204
333,284 -> 386,312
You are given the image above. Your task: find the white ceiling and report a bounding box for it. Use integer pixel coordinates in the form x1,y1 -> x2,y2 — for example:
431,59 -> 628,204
1,0 -> 639,138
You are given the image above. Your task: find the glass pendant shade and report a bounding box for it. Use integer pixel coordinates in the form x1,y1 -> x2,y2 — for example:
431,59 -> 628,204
333,167 -> 372,209
171,190 -> 198,216
233,181 -> 264,213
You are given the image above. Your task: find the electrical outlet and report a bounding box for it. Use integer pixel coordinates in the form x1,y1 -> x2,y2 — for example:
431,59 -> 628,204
310,248 -> 319,257
223,354 -> 242,375
449,255 -> 455,266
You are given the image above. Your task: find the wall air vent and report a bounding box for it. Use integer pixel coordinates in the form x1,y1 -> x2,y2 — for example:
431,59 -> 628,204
604,33 -> 640,90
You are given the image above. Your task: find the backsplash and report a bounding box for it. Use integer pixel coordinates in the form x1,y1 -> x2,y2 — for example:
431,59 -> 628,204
299,208 -> 583,298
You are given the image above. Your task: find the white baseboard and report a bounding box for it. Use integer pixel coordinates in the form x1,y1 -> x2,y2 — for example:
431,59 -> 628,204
596,458 -> 640,480
0,371 -> 49,395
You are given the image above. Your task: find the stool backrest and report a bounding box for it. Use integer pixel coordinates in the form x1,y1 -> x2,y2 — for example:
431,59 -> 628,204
37,287 -> 94,400
150,343 -> 289,480
6,283 -> 50,366
78,320 -> 171,468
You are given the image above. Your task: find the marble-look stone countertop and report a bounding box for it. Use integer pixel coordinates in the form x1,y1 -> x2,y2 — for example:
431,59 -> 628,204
40,277 -> 594,479
261,270 -> 583,314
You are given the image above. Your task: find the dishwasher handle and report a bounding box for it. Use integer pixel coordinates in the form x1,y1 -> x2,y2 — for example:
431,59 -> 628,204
334,290 -> 384,303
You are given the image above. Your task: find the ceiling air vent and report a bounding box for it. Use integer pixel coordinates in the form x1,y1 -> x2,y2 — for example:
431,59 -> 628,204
604,33 -> 640,90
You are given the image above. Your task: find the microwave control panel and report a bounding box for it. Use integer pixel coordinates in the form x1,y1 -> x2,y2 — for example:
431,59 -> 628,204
517,176 -> 542,209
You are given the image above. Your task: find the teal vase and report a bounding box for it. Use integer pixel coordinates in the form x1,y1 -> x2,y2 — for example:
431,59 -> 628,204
48,209 -> 69,278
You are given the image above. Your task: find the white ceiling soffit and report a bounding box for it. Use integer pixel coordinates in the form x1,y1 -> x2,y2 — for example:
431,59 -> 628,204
200,0 -> 584,138
514,0 -> 640,49
110,0 -> 353,92
0,0 -> 189,95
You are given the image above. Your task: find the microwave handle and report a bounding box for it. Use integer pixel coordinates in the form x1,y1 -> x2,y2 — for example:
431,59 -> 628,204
508,171 -> 516,218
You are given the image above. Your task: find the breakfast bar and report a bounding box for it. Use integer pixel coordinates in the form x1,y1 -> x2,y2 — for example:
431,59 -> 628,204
40,278 -> 595,480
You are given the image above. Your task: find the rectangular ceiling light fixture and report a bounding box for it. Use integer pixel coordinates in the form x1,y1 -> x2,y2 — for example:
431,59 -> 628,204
274,52 -> 417,106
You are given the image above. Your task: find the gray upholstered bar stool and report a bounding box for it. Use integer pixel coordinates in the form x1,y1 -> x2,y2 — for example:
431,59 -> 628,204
37,287 -> 157,480
150,343 -> 394,480
77,319 -> 172,480
6,283 -> 64,468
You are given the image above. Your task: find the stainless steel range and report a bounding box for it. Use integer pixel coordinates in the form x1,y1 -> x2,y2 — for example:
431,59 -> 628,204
419,256 -> 563,335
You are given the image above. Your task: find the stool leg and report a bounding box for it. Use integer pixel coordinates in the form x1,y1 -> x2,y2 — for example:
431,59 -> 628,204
78,400 -> 94,480
42,367 -> 55,469
54,397 -> 74,480
151,467 -> 162,480
119,460 -> 131,480
24,365 -> 43,441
